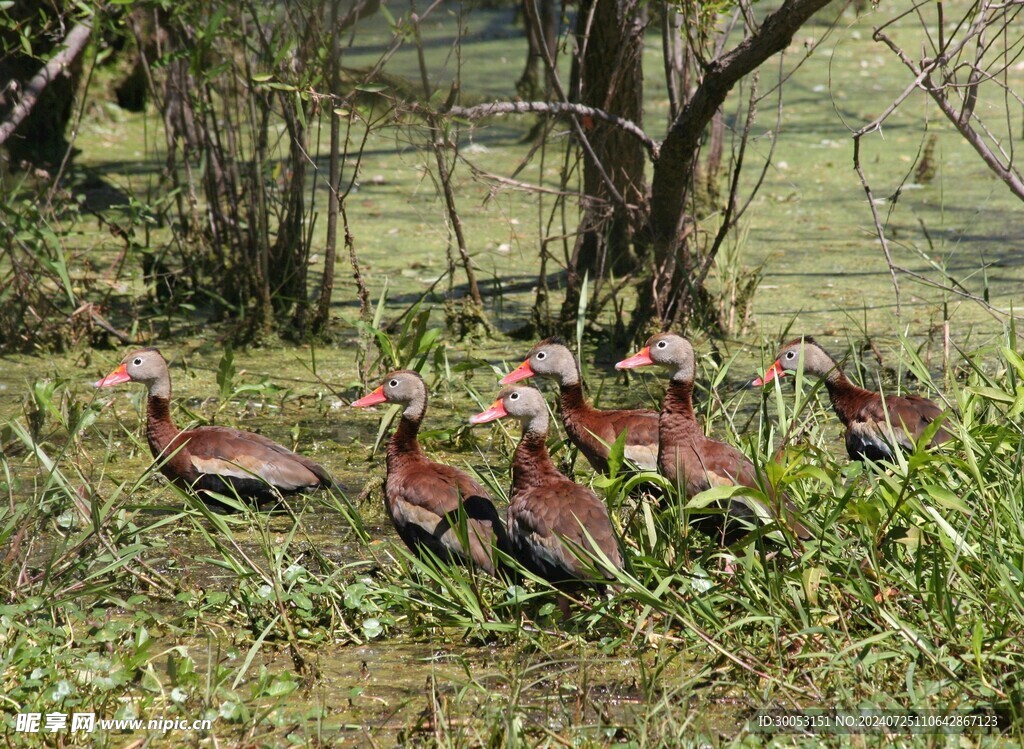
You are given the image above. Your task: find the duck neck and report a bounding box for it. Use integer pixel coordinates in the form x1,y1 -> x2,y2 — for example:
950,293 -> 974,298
663,378 -> 697,425
388,411 -> 422,460
820,366 -> 869,426
146,392 -> 180,459
512,428 -> 556,492
559,380 -> 590,416
389,390 -> 428,457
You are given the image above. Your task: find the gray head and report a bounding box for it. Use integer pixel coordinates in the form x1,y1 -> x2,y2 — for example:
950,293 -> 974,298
501,337 -> 579,387
616,332 -> 696,384
95,347 -> 172,398
352,369 -> 428,421
756,336 -> 840,385
470,385 -> 550,436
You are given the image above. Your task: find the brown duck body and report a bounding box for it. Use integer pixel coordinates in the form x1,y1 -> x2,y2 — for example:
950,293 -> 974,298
385,416 -> 512,577
758,337 -> 951,463
471,386 -> 624,591
660,381 -> 811,541
354,370 -> 512,578
508,431 -> 624,585
146,396 -> 332,501
558,382 -> 660,473
617,334 -> 812,542
659,381 -> 761,497
825,376 -> 950,463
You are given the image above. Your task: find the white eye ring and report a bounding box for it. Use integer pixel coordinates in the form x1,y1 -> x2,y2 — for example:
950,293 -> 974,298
536,351 -> 547,360
785,351 -> 795,360
509,392 -> 520,400
656,340 -> 667,349
389,379 -> 399,387
133,358 -> 143,366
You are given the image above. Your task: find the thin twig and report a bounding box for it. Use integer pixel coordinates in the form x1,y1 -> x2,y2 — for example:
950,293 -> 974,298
851,135 -> 902,316
442,101 -> 659,160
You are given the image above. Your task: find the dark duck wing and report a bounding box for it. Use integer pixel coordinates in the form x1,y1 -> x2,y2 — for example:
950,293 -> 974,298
845,393 -> 950,461
509,477 -> 622,584
658,360 -> 811,541
660,430 -> 812,541
386,457 -> 509,576
173,426 -> 333,497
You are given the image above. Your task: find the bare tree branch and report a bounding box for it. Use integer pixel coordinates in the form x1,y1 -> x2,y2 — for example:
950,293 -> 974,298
921,72 -> 1024,200
866,4 -> 1024,201
650,0 -> 834,244
442,100 -> 659,160
0,21 -> 92,148
851,134 -> 902,315
338,0 -> 381,33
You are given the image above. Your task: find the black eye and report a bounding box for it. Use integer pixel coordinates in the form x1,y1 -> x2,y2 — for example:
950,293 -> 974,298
389,379 -> 399,387
133,358 -> 142,366
510,392 -> 520,400
656,340 -> 667,349
536,351 -> 546,360
785,351 -> 795,360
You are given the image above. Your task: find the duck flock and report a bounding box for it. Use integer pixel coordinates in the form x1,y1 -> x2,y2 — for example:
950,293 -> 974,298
96,333 -> 950,611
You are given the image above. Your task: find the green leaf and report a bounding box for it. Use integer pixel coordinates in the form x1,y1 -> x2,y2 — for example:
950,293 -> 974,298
605,429 -> 627,478
266,675 -> 298,697
362,617 -> 383,639
1001,346 -> 1024,379
216,346 -> 236,402
922,484 -> 970,513
686,484 -> 759,509
1012,386 -> 1024,418
921,506 -> 977,558
966,386 -> 1014,404
802,566 -> 823,607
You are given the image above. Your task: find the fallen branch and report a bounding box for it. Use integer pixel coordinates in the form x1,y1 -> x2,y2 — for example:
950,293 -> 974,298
0,20 -> 93,147
441,100 -> 659,161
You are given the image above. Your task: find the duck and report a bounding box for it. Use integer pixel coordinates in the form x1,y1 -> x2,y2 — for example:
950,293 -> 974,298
616,333 -> 812,542
754,336 -> 951,462
502,337 -> 659,473
470,385 -> 624,610
352,370 -> 513,579
95,348 -> 334,503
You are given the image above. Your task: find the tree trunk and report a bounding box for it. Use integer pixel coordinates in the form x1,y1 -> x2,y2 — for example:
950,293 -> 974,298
562,0 -> 646,327
517,0 -> 559,99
